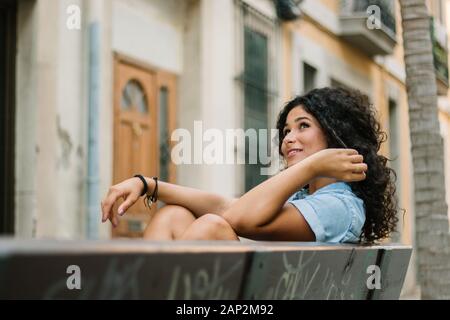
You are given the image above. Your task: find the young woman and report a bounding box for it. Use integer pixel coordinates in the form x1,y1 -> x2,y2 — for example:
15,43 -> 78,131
101,87 -> 398,244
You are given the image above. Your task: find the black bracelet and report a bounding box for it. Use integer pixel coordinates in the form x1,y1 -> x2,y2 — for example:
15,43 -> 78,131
133,174 -> 148,196
145,177 -> 158,208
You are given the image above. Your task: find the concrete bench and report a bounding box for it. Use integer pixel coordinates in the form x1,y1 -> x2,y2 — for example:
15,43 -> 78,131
0,239 -> 411,300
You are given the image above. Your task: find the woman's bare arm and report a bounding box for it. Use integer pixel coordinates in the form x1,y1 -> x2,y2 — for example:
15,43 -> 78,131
101,149 -> 365,230
144,178 -> 236,217
222,149 -> 367,236
101,177 -> 236,227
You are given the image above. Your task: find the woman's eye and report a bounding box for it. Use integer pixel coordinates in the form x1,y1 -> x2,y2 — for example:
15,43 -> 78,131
299,123 -> 309,129
283,129 -> 290,136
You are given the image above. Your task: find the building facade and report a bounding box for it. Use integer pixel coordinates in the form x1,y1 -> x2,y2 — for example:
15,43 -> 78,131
1,0 -> 449,299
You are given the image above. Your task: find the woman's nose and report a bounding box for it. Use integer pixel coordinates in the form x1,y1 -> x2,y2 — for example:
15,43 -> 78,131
284,131 -> 295,144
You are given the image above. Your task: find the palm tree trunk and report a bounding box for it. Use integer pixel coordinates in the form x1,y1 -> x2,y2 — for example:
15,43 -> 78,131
399,0 -> 450,299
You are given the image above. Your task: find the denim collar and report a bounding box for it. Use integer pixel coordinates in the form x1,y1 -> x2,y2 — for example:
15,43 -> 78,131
290,182 -> 351,200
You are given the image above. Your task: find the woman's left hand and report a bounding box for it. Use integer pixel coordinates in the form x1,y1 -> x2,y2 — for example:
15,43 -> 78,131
305,148 -> 367,182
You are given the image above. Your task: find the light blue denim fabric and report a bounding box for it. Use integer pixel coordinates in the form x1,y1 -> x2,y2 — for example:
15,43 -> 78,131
288,182 -> 365,243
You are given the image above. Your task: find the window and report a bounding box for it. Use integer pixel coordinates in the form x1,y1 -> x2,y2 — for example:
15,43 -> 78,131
244,27 -> 269,192
303,62 -> 317,93
121,80 -> 148,113
159,87 -> 170,182
388,99 -> 400,169
388,98 -> 402,241
236,1 -> 278,193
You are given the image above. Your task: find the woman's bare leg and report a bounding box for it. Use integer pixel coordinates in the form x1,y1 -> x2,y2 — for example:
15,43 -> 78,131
143,205 -> 196,240
179,214 -> 240,241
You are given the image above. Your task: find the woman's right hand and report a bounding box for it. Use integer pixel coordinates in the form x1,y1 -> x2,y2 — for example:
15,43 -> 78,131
100,177 -> 145,227
306,148 -> 368,182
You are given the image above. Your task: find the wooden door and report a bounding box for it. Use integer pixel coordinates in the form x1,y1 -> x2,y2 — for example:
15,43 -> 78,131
113,56 -> 177,238
113,58 -> 157,238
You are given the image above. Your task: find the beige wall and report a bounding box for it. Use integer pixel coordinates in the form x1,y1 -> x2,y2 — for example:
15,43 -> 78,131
16,0 -> 85,239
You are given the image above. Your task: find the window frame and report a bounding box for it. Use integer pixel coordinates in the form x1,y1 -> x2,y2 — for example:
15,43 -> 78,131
234,0 -> 281,195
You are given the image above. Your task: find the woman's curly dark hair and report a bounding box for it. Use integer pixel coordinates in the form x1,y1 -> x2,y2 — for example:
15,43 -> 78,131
276,87 -> 399,244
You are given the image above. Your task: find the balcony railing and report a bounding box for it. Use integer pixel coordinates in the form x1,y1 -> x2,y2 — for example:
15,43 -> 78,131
339,0 -> 397,56
430,16 -> 449,93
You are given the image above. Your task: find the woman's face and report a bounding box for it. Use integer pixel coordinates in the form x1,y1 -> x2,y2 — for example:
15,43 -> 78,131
281,106 -> 328,167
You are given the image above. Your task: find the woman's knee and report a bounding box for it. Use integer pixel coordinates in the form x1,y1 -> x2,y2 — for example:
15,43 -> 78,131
197,214 -> 230,229
186,214 -> 238,239
152,205 -> 195,223
144,205 -> 196,240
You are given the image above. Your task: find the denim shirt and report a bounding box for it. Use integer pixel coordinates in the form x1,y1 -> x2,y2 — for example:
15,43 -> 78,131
288,182 -> 365,243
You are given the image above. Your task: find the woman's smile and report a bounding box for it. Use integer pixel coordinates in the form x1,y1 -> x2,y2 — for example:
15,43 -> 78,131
287,148 -> 303,158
